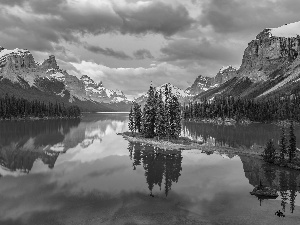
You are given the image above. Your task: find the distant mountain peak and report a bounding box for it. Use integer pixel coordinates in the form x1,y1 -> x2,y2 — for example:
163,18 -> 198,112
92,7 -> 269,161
40,55 -> 59,70
80,75 -> 128,103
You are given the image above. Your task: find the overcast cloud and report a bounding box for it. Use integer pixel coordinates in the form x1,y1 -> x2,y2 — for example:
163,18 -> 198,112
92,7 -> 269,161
0,0 -> 299,96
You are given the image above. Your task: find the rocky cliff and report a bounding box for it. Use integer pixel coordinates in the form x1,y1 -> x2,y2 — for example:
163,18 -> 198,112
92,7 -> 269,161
186,66 -> 238,95
0,47 -> 131,111
238,28 -> 300,82
193,22 -> 300,101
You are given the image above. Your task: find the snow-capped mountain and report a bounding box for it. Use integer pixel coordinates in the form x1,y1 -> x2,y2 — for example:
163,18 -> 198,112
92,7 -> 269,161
135,83 -> 191,105
0,46 -> 131,111
80,75 -> 129,103
186,66 -> 238,95
194,22 -> 300,101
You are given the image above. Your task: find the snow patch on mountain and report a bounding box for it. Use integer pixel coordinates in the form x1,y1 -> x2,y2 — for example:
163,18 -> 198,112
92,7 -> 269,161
157,83 -> 191,98
80,75 -> 129,103
219,65 -> 238,74
0,48 -> 30,59
269,21 -> 300,38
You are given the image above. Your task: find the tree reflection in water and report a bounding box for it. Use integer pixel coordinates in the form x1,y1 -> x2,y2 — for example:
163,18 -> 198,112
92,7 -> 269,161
127,142 -> 183,196
252,161 -> 299,213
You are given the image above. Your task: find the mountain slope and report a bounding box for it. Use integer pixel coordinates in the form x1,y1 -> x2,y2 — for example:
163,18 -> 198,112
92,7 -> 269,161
0,47 -> 131,111
186,66 -> 238,95
194,22 -> 300,101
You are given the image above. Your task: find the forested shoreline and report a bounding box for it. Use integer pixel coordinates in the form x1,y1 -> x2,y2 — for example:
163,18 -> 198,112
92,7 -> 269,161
183,94 -> 300,123
0,94 -> 81,120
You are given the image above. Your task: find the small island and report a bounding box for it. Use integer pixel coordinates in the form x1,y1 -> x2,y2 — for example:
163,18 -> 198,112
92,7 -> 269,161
250,181 -> 279,198
0,94 -> 81,121
122,85 -> 300,171
121,85 -> 264,157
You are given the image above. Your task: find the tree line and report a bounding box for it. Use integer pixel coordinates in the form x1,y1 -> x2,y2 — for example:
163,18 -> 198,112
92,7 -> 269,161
183,94 -> 300,122
129,85 -> 182,139
262,121 -> 298,165
0,94 -> 81,119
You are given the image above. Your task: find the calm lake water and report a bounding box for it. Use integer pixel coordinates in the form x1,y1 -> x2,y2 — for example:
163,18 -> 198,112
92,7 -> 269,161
0,113 -> 300,225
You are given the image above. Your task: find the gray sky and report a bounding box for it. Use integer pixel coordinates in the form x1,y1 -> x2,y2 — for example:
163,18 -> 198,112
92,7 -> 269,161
1,0 -> 299,98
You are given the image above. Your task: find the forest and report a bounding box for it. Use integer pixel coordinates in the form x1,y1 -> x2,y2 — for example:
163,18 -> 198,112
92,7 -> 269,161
183,94 -> 300,122
0,94 -> 81,119
129,85 -> 181,139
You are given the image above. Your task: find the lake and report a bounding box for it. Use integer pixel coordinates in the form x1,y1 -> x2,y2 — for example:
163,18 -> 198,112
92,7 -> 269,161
0,113 -> 300,225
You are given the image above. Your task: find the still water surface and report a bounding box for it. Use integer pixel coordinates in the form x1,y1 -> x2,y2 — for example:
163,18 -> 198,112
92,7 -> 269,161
0,113 -> 300,225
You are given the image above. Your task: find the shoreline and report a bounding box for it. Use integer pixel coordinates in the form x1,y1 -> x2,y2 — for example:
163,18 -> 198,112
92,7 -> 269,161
184,118 -> 299,127
121,132 -> 300,170
121,132 -> 263,157
0,116 -> 81,122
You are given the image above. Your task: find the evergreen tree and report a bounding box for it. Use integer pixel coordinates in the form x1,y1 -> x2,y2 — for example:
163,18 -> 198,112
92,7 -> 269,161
288,121 -> 297,163
128,106 -> 135,134
133,102 -> 142,132
164,85 -> 171,139
279,127 -> 287,163
155,91 -> 166,139
142,85 -> 157,138
262,139 -> 277,163
169,95 -> 181,138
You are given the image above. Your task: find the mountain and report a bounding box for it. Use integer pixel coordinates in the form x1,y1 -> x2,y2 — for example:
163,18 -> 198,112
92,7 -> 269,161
0,47 -> 131,111
186,66 -> 238,95
80,75 -> 128,103
135,83 -> 191,106
193,22 -> 300,101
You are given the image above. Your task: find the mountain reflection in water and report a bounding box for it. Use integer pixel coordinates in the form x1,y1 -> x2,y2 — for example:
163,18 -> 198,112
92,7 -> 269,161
0,114 -> 300,224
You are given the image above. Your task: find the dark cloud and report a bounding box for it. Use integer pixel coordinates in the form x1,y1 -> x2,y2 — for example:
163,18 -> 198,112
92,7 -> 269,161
0,0 -> 194,54
84,43 -> 132,60
115,2 -> 195,36
159,38 -> 241,66
133,49 -> 154,60
200,0 -> 300,35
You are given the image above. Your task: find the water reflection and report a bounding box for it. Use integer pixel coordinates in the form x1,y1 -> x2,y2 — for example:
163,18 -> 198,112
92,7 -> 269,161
128,142 -> 183,196
183,121 -> 300,148
0,114 -> 300,224
0,114 -> 128,175
240,155 -> 300,213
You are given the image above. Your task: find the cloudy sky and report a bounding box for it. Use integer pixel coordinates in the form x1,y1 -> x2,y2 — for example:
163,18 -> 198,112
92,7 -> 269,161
1,0 -> 299,97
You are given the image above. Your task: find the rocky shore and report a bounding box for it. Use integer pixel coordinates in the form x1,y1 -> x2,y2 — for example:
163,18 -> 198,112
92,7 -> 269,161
120,132 -> 264,158
184,117 -> 252,126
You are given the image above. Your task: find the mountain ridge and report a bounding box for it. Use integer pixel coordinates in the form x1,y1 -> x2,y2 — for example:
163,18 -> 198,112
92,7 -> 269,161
0,47 -> 131,111
192,22 -> 300,101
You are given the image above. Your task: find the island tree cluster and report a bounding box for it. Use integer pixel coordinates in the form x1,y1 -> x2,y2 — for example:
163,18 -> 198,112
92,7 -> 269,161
183,94 -> 300,122
0,94 -> 81,119
129,85 -> 181,139
262,121 -> 298,164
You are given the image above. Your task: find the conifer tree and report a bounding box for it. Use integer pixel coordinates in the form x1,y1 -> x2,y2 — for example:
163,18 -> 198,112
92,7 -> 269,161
128,106 -> 135,134
262,139 -> 277,163
288,121 -> 297,163
164,85 -> 171,139
133,102 -> 142,132
279,127 -> 287,163
169,95 -> 181,138
155,91 -> 166,139
142,85 -> 157,138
